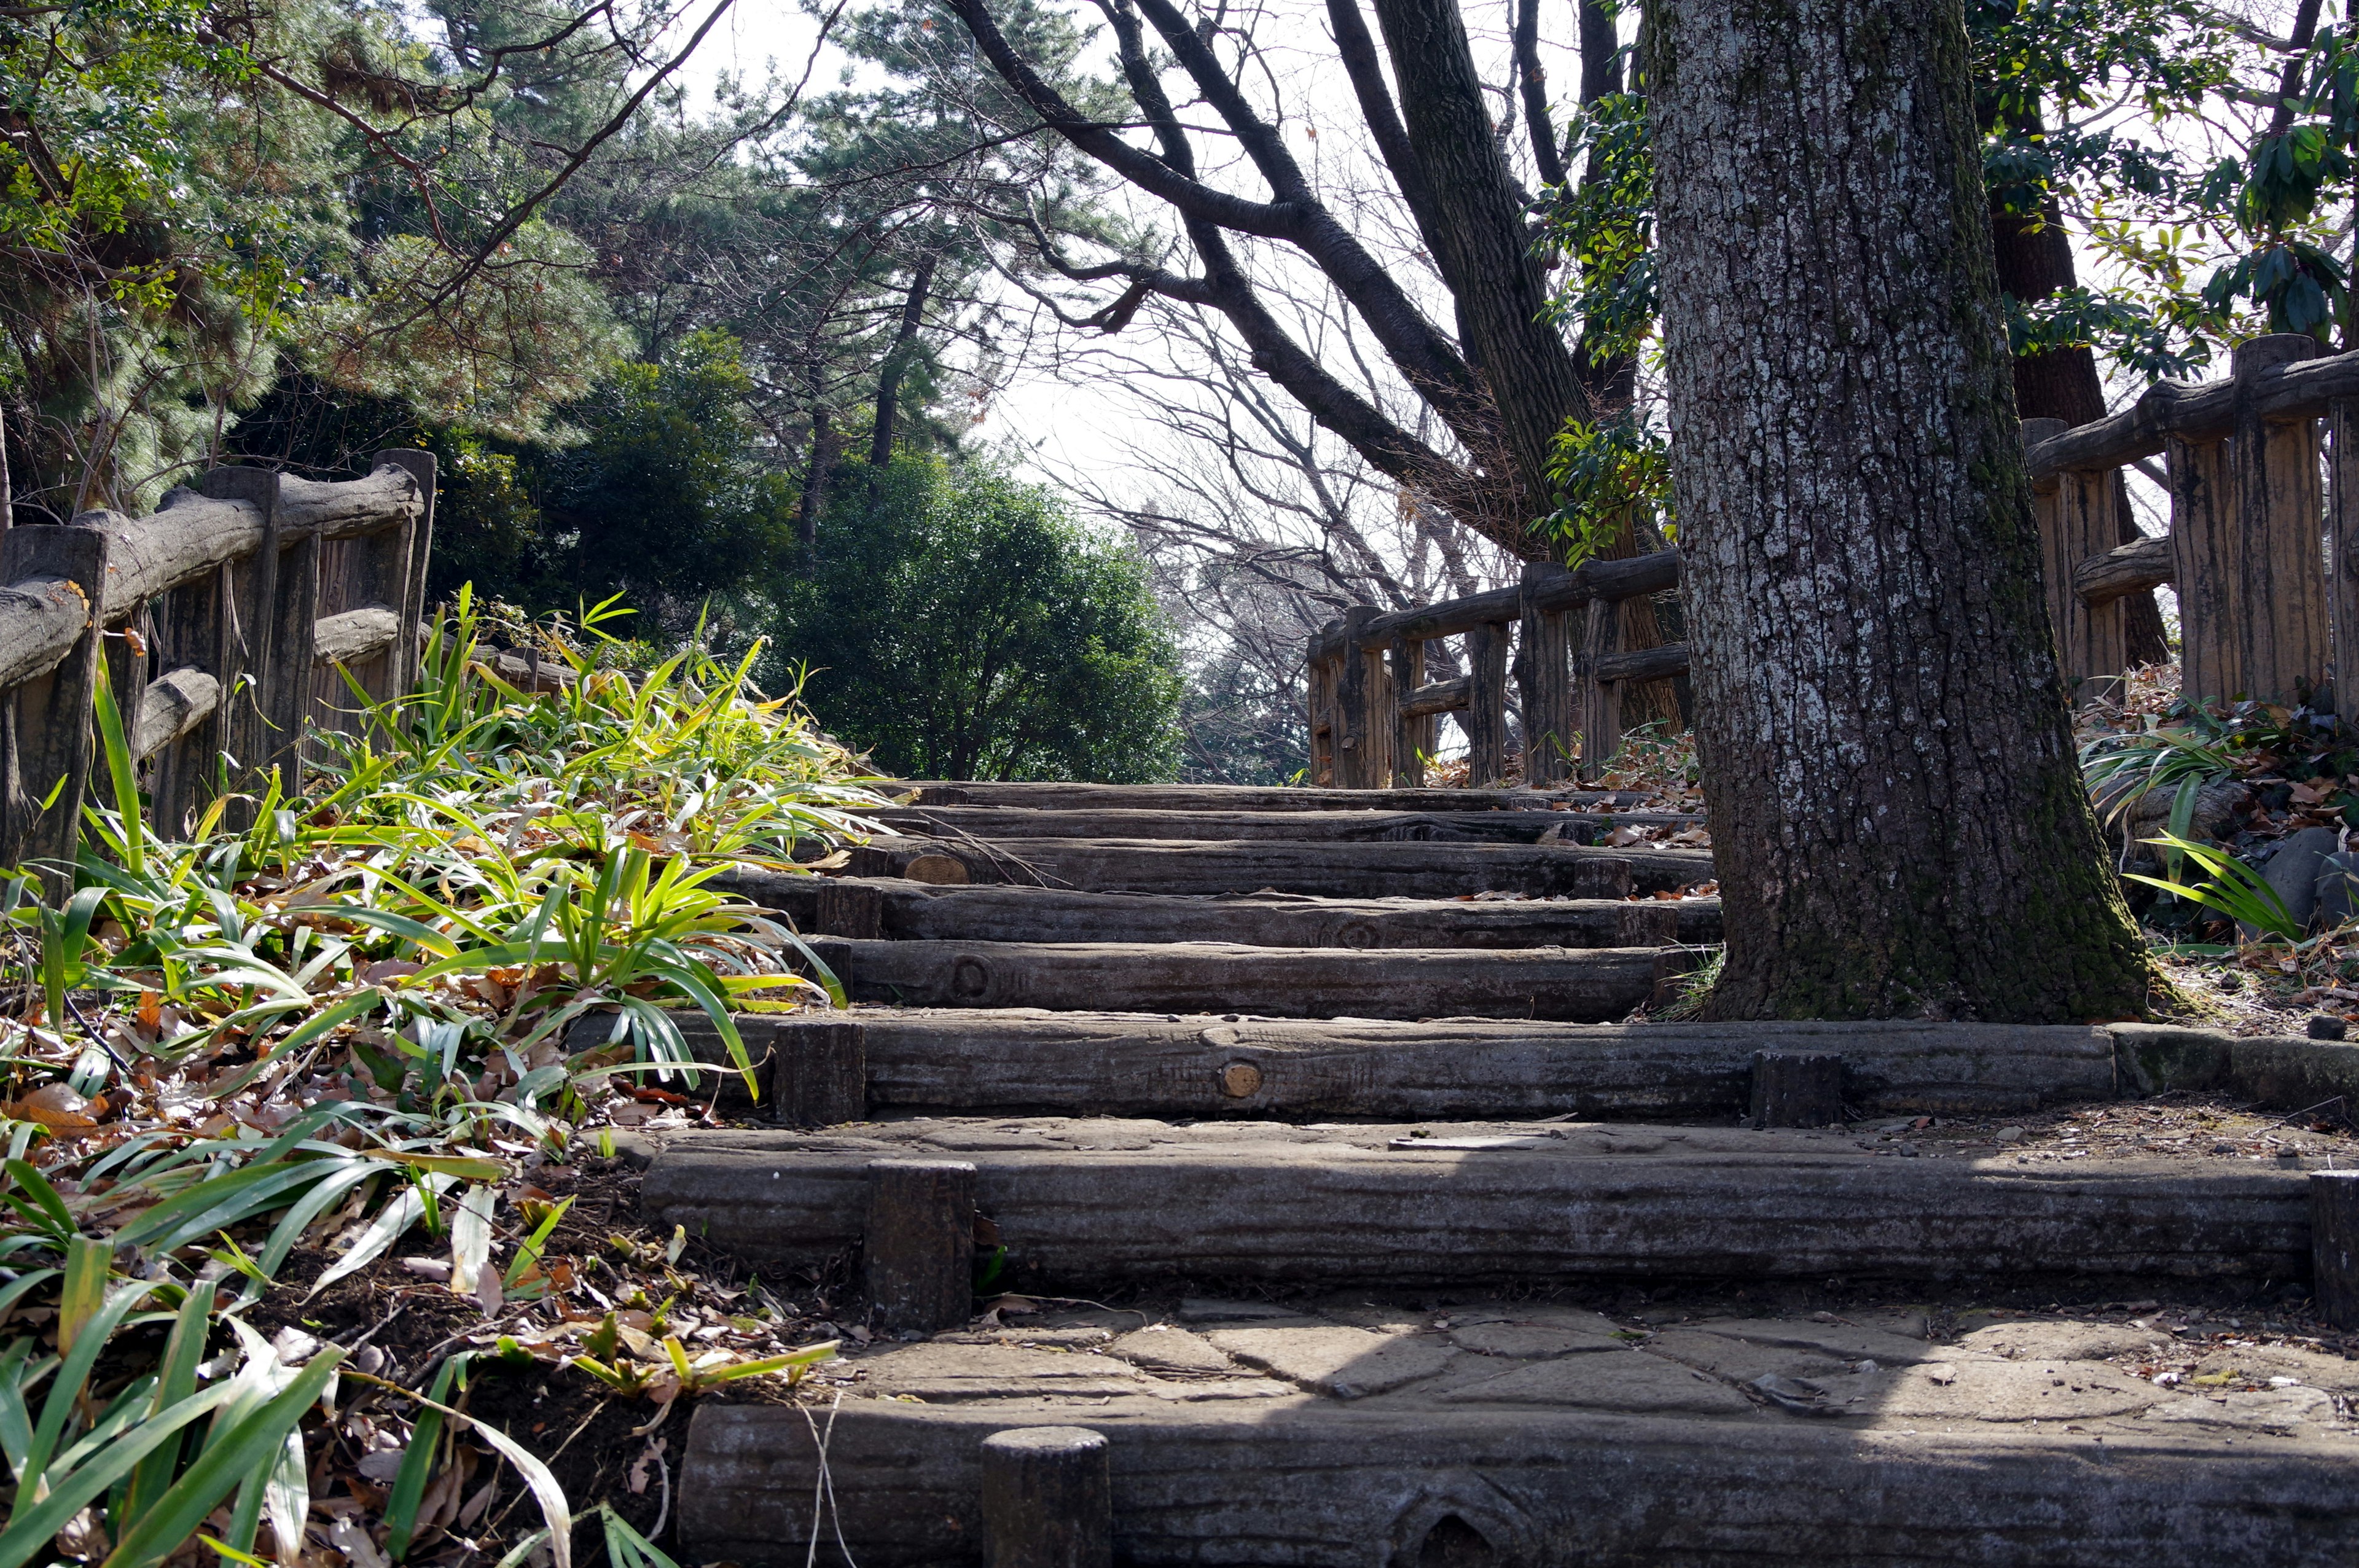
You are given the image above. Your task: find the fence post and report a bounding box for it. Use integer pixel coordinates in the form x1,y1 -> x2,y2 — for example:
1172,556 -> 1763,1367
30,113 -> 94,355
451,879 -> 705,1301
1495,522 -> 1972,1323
1334,606 -> 1380,788
1307,626 -> 1338,786
0,525 -> 108,898
2172,334 -> 2326,709
2234,335 -> 2328,708
2024,417 -> 2126,708
2332,398 -> 2359,720
197,467 -> 302,805
1388,634 -> 1428,787
1574,590 -> 1622,780
1466,619 -> 1509,785
376,449 -> 436,698
1519,563 -> 1573,785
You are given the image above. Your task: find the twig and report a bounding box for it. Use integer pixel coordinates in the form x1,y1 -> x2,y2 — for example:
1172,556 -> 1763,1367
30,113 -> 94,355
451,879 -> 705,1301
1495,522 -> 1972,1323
2269,1095 -> 2349,1130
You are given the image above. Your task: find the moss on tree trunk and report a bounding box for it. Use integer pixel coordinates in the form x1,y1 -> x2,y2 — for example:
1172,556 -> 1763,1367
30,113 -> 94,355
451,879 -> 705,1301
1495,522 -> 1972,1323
1645,0 -> 2154,1021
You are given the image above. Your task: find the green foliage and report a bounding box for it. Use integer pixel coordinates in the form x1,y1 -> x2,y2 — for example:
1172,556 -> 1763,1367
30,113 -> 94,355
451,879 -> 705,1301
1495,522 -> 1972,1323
1543,412 -> 1673,566
421,332 -> 798,628
775,456 -> 1183,781
2127,833 -> 2304,942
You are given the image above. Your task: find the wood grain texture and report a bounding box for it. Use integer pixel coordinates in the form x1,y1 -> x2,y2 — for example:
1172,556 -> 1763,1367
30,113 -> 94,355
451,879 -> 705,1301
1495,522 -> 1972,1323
2330,399 -> 2359,710
681,1398 -> 2359,1568
863,806 -> 1699,845
130,668 -> 219,761
730,873 -> 1724,950
891,782 -> 1653,812
311,606 -> 399,666
2230,335 -> 2329,706
1520,563 -> 1574,785
641,1118 -> 2308,1284
1465,620 -> 1510,784
818,937 -> 1680,1021
842,835 -> 1706,897
2073,534 -> 2173,604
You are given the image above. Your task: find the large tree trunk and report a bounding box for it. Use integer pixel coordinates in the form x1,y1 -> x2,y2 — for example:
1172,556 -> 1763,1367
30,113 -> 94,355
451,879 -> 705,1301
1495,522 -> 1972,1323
1646,0 -> 2151,1021
1986,195 -> 2170,666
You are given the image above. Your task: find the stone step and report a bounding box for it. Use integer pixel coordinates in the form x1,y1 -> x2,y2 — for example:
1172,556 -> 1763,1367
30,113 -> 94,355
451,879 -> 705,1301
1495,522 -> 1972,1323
679,1293 -> 2359,1567
868,804 -> 1705,844
731,872 -> 1724,949
635,1116 -> 2315,1289
800,938 -> 1691,1022
888,781 -> 1655,813
848,835 -> 1713,897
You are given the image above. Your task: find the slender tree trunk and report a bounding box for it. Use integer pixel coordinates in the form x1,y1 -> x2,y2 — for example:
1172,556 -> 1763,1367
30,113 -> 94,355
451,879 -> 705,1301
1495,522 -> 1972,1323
1369,0 -> 1589,527
0,404 -> 12,533
870,254 -> 938,469
798,408 -> 838,562
1985,182 -> 2169,665
1647,0 -> 2152,1021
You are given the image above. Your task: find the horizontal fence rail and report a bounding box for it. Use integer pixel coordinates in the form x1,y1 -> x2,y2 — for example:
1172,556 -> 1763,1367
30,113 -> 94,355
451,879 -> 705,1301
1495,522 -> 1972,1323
0,452 -> 436,884
1308,332 -> 2359,789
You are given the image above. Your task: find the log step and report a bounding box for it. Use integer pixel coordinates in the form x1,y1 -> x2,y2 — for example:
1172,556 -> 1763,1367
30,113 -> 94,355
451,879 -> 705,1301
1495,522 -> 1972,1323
680,1376 -> 2359,1568
732,872 -> 1724,949
847,835 -> 1713,897
636,1116 -> 2310,1287
802,939 -> 1694,1021
887,781 -> 1656,812
867,805 -> 1705,844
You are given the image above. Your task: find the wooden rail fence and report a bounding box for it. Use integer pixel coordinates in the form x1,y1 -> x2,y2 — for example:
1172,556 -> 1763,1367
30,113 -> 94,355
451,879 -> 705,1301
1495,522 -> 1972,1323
1308,333 -> 2359,787
0,452 -> 435,881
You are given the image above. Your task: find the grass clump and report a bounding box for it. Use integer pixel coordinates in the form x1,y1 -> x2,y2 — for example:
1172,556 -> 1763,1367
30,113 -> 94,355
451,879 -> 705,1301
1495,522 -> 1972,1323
0,590 -> 874,1568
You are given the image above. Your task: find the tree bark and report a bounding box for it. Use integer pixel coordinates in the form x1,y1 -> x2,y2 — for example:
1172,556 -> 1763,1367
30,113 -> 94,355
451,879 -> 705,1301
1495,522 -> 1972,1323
1986,195 -> 2170,666
1369,0 -> 1590,526
1646,0 -> 2153,1021
798,407 -> 838,561
870,254 -> 938,468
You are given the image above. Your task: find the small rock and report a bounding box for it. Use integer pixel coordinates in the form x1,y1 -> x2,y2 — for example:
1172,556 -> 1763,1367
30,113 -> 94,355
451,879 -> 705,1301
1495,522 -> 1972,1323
2318,851 -> 2359,927
2216,973 -> 2244,993
1995,1126 -> 2025,1144
2309,1014 -> 2349,1041
2244,827 -> 2340,937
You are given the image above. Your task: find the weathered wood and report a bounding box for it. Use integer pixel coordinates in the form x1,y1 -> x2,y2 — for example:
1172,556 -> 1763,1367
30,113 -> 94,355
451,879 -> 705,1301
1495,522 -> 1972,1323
980,1427 -> 1110,1568
818,937 -> 1684,1021
2232,335 -> 2330,706
146,558 -> 232,833
2026,418 -> 2124,704
732,873 -> 1723,950
1520,563 -> 1574,784
1750,1051 -> 1843,1129
0,571 -> 93,695
374,448 -> 433,698
2314,1169 -> 2359,1328
85,462 -> 421,622
1306,623 -> 1340,784
0,525 -> 106,891
774,1019 -> 867,1126
1465,621 -> 1510,784
645,1118 -> 2310,1284
603,1012 -> 2128,1122
682,1398 -> 2359,1568
2025,337 -> 2359,480
1575,590 -> 1622,779
1387,634 -> 1430,787
2166,427 -> 2236,703
1333,606 -> 1377,788
1337,551 -> 1682,653
311,606 -> 399,666
1592,642 -> 1690,685
130,668 -> 219,761
1401,676 -> 1469,718
845,835 -> 1708,897
814,880 -> 886,938
2331,399 -> 2359,715
891,782 -> 1652,812
2072,533 -> 2173,605
864,1159 -> 974,1332
864,805 -> 1702,845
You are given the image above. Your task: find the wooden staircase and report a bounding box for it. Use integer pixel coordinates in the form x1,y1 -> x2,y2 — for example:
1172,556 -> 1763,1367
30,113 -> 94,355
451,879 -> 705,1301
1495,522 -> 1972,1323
630,782 -> 2359,1567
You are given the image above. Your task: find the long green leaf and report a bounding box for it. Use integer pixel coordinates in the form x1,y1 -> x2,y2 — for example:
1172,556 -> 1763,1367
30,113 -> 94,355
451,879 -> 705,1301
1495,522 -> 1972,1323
0,1382 -> 237,1568
95,1352 -> 342,1568
383,1355 -> 466,1561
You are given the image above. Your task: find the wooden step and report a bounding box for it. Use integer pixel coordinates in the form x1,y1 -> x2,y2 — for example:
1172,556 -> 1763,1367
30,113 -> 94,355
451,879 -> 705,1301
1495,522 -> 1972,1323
680,1376 -> 2359,1568
731,872 -> 1724,949
803,938 -> 1691,1021
888,781 -> 1656,812
848,835 -> 1713,897
637,1117 -> 2310,1287
867,805 -> 1705,844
